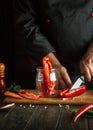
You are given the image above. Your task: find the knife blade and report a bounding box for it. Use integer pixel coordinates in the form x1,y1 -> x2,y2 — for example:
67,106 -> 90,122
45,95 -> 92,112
71,75 -> 85,90
0,103 -> 15,110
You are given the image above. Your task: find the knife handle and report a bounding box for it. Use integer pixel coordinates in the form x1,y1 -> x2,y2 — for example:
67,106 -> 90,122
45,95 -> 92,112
80,75 -> 85,82
81,74 -> 93,82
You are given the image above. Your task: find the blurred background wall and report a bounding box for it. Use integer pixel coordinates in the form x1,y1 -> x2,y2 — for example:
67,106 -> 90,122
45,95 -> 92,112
0,0 -> 36,89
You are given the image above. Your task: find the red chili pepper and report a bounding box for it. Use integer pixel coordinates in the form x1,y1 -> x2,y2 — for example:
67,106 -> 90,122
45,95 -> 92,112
73,104 -> 93,122
42,56 -> 56,96
42,58 -> 49,79
59,85 -> 86,98
59,89 -> 69,97
19,90 -> 41,100
42,57 -> 51,87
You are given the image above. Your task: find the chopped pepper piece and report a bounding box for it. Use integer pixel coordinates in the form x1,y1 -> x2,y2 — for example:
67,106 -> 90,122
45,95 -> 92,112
59,85 -> 86,98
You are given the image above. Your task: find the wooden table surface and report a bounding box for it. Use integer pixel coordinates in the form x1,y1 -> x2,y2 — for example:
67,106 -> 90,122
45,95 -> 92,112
0,89 -> 93,130
0,104 -> 93,130
2,90 -> 93,105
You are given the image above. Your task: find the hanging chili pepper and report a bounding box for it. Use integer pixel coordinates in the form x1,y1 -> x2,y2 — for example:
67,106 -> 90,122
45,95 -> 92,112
42,56 -> 56,96
73,104 -> 93,122
59,85 -> 86,98
42,57 -> 51,87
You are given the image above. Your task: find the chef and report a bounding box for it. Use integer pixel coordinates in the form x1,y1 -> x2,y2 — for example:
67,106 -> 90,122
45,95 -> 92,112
15,0 -> 93,89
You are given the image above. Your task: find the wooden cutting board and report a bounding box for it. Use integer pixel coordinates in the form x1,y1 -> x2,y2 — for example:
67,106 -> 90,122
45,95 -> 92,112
2,90 -> 93,105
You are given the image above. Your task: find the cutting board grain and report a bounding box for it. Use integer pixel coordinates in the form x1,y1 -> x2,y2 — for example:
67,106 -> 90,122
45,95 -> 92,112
2,90 -> 93,105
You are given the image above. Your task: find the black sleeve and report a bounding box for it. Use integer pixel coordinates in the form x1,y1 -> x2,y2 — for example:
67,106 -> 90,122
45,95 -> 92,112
14,0 -> 55,65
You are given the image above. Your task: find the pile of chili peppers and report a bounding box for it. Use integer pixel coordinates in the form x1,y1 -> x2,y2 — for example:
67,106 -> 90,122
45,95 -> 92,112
39,56 -> 87,97
37,56 -> 56,97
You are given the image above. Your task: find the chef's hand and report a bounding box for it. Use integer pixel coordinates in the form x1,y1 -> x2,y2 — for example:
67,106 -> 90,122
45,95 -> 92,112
80,42 -> 93,82
56,65 -> 72,89
47,52 -> 72,89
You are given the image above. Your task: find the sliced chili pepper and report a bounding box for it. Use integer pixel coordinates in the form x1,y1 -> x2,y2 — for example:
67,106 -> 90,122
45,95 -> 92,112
47,60 -> 52,72
19,90 -> 41,100
73,104 -> 93,122
59,89 -> 69,97
59,85 -> 86,98
4,91 -> 22,99
41,56 -> 56,96
42,57 -> 51,86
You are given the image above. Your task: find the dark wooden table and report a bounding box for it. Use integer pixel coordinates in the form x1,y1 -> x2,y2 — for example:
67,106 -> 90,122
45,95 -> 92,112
0,104 -> 93,130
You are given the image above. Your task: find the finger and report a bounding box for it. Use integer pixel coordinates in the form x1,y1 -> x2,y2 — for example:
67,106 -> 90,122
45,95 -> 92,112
56,70 -> 66,89
88,62 -> 93,77
59,79 -> 68,90
81,65 -> 91,82
60,66 -> 72,87
56,68 -> 69,89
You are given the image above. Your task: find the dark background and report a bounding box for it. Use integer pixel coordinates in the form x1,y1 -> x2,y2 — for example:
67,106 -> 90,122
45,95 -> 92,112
0,0 -> 36,89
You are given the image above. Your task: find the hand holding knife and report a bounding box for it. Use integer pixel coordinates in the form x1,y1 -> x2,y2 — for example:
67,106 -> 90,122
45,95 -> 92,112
59,75 -> 86,98
71,75 -> 85,90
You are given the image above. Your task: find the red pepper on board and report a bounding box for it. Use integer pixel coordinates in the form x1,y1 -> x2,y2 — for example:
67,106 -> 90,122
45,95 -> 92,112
59,89 -> 69,97
59,85 -> 86,98
73,104 -> 93,122
19,90 -> 41,100
4,91 -> 22,99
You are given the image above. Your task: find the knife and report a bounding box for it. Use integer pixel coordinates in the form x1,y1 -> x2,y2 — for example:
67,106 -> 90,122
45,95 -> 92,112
0,103 -> 15,110
71,75 -> 85,90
